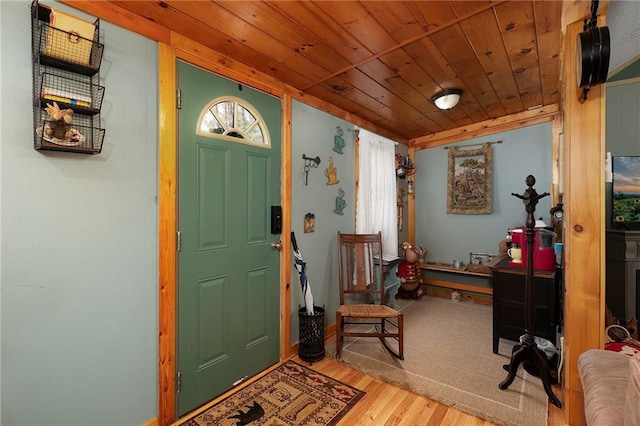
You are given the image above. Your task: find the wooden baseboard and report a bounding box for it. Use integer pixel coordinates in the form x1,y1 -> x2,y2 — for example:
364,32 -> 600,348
422,278 -> 493,295
425,286 -> 492,305
143,418 -> 159,426
289,323 -> 336,358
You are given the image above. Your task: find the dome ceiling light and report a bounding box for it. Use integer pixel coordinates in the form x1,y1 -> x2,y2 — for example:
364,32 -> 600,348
431,88 -> 463,110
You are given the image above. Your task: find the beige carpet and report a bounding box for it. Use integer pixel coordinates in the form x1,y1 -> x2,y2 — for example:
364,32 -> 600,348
327,296 -> 548,426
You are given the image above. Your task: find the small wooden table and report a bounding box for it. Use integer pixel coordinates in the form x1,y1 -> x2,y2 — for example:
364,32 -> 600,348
381,258 -> 401,310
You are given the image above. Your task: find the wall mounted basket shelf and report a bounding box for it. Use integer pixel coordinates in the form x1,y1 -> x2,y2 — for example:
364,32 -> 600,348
31,0 -> 106,154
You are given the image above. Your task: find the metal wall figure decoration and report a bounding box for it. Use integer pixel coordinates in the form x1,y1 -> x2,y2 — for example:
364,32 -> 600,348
332,126 -> 345,154
302,154 -> 321,186
333,188 -> 346,215
304,213 -> 315,233
324,156 -> 339,185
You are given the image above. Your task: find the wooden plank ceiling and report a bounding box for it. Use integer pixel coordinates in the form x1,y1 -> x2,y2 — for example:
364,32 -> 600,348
109,0 -> 563,143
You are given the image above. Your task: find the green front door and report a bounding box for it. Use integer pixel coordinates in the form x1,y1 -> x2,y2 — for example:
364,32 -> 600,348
176,61 -> 282,417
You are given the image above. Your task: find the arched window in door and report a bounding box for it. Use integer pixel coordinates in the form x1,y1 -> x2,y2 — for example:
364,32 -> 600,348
196,96 -> 270,148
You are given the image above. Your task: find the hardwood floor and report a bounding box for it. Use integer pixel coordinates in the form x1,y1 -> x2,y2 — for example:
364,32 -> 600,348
175,352 -> 566,425
292,355 -> 567,426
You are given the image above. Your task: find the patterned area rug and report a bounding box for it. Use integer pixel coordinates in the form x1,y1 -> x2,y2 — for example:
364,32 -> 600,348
184,361 -> 365,426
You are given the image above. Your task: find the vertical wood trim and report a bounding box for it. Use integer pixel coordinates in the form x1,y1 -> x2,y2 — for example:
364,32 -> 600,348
408,147 -> 416,243
281,94 -> 293,358
355,131 -> 360,229
562,19 -> 606,426
158,42 -> 177,426
551,114 -> 563,205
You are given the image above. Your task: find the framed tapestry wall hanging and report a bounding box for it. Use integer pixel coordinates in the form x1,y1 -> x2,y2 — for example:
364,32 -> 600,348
447,143 -> 494,214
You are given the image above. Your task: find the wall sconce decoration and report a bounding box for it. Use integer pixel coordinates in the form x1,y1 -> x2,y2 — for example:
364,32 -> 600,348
332,126 -> 345,154
302,154 -> 321,186
431,88 -> 463,110
325,156 -> 339,185
334,188 -> 346,215
304,212 -> 316,233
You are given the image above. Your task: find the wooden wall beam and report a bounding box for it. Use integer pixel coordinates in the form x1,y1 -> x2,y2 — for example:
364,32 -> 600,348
170,32 -> 287,99
58,0 -> 170,43
410,104 -> 559,149
281,94 -> 293,359
561,17 -> 606,426
157,42 -> 176,426
551,114 -> 564,206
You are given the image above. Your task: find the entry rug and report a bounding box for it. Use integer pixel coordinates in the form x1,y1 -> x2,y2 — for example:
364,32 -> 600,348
183,361 -> 365,426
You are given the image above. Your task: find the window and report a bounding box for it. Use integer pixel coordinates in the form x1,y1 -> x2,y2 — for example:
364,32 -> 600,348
356,128 -> 398,257
196,96 -> 270,147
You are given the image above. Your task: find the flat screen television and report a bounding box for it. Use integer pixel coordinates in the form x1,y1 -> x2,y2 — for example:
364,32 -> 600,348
612,156 -> 640,224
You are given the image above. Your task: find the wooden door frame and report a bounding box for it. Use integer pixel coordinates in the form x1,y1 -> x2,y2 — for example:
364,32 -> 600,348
158,43 -> 177,426
158,41 -> 293,425
156,33 -> 381,426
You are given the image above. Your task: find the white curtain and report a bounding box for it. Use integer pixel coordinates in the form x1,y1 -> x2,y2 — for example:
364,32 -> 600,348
356,128 -> 398,257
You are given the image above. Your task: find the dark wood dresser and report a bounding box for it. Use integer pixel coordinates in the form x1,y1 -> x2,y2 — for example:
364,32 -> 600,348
491,257 -> 561,354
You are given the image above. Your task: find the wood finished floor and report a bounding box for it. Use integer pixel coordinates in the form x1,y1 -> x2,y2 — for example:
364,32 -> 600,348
176,354 -> 566,426
291,354 -> 567,426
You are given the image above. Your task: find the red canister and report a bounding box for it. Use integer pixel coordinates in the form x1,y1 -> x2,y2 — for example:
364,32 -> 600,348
509,227 -> 556,271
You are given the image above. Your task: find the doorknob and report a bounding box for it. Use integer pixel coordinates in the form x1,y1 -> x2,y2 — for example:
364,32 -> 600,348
271,241 -> 282,251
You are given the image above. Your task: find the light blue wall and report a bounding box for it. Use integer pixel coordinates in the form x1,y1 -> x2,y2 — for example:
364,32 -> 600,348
607,0 -> 640,74
606,79 -> 640,155
605,77 -> 640,225
0,1 -> 573,422
1,1 -> 158,425
289,101 -> 413,341
414,123 -> 553,268
289,100 -> 357,343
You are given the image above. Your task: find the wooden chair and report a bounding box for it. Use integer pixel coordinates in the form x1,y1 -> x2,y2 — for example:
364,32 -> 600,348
336,231 -> 404,359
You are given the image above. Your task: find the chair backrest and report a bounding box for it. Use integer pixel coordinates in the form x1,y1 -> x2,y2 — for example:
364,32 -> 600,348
337,232 -> 384,305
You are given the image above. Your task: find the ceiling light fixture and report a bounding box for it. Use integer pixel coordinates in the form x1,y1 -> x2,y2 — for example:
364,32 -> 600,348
431,88 -> 463,110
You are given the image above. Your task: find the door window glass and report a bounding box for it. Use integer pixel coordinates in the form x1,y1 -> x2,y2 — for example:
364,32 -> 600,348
197,96 -> 269,147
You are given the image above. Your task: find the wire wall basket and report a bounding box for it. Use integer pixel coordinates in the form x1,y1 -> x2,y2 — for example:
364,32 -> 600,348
31,0 -> 105,155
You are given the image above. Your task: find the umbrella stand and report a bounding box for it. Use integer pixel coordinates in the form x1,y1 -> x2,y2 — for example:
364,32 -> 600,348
291,232 -> 325,362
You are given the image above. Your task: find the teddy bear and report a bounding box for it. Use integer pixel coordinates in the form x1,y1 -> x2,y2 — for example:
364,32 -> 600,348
397,242 -> 425,299
398,242 -> 419,283
44,101 -> 74,141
